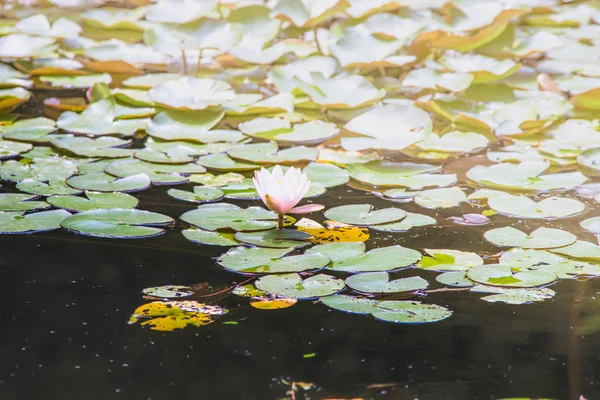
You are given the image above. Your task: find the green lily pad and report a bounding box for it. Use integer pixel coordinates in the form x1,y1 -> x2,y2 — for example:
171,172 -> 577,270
104,159 -> 206,185
0,210 -> 71,234
471,285 -> 556,304
40,73 -> 112,89
0,193 -> 49,211
467,264 -> 556,288
142,285 -> 194,299
196,153 -> 261,172
48,191 -> 138,212
499,248 -> 600,280
551,241 -> 600,261
239,118 -> 339,145
255,273 -> 344,299
324,204 -> 407,226
296,74 -> 385,109
57,98 -> 150,136
306,242 -> 421,272
61,209 -> 173,239
233,229 -> 312,249
188,172 -> 244,187
182,228 -> 238,247
0,34 -> 57,59
484,226 -> 577,249
436,271 -> 474,287
148,77 -> 234,110
16,178 -> 82,196
0,158 -> 77,182
414,187 -> 467,209
217,246 -> 331,274
418,249 -> 484,271
180,203 -> 277,231
227,142 -> 318,165
145,110 -> 238,143
167,186 -> 224,203
0,118 -> 56,143
581,217 -> 600,234
321,295 -> 453,324
0,139 -> 32,159
50,135 -> 132,158
345,272 -> 428,294
347,161 -> 456,189
66,173 -> 151,192
488,194 -> 585,219
369,212 -> 437,232
303,162 -> 349,188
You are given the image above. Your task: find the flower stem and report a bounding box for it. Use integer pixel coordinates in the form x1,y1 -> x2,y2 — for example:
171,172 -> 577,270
278,213 -> 284,230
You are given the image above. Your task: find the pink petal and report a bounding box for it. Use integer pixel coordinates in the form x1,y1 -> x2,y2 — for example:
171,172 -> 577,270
265,194 -> 285,214
289,204 -> 325,214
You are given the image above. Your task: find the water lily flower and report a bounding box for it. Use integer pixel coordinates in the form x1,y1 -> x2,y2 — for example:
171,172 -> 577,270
253,165 -> 324,229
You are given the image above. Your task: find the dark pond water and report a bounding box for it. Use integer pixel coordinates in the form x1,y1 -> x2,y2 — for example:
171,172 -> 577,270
1,180 -> 599,400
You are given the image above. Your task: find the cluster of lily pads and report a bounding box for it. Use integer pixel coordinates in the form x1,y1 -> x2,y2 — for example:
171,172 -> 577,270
2,0 -> 600,329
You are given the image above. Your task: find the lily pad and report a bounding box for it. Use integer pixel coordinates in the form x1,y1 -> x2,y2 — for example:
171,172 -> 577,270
418,249 -> 484,271
145,110 -> 236,143
233,230 -> 312,249
0,210 -> 71,234
167,186 -> 224,203
227,142 -> 318,165
488,195 -> 585,219
369,212 -> 437,232
348,161 -> 456,189
255,273 -> 344,299
0,193 -> 49,212
67,173 -> 151,193
436,271 -> 474,288
345,272 -> 429,294
306,242 -> 421,272
484,226 -> 577,249
217,246 -> 330,274
467,264 -> 556,288
48,191 -> 138,212
414,187 -> 467,209
104,159 -> 206,185
61,209 -> 173,239
0,118 -> 57,143
239,118 -> 339,145
324,204 -> 406,226
471,285 -> 556,305
180,203 -> 277,232
148,77 -> 234,111
142,285 -> 194,299
182,228 -> 238,247
16,179 -> 82,196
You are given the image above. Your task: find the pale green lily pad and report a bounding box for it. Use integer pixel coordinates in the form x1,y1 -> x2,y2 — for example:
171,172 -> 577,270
484,226 -> 577,249
436,271 -> 474,287
188,172 -> 244,187
342,104 -> 432,151
418,249 -> 484,271
306,242 -> 421,272
196,153 -> 261,172
123,73 -> 183,89
0,118 -> 56,143
403,68 -> 474,92
50,135 -> 132,158
0,87 -> 31,111
471,285 -> 556,305
0,139 -> 32,159
48,191 -> 138,212
414,187 -> 467,209
61,209 -> 173,239
104,159 -> 206,185
439,54 -> 521,83
467,264 -> 556,288
0,34 -> 57,58
142,285 -> 194,299
369,212 -> 437,232
0,158 -> 77,182
182,228 -> 238,247
324,204 -> 406,226
66,173 -> 151,192
488,195 -> 585,219
345,272 -> 429,294
580,217 -> 600,234
348,161 -> 456,189
233,230 -> 312,249
321,295 -> 453,324
57,98 -> 150,136
303,162 -> 349,188
255,273 -> 344,299
148,77 -> 234,110
0,193 -> 49,212
239,118 -> 339,145
414,131 -> 489,153
167,186 -> 224,203
500,248 -> 600,280
0,210 -> 71,234
134,148 -> 195,164
551,241 -> 600,261
296,74 -> 385,109
227,142 -> 318,165
16,179 -> 82,196
578,148 -> 600,172
467,161 -> 587,191
145,110 -> 237,143
218,247 -> 330,274
40,73 -> 112,89
180,203 -> 277,232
